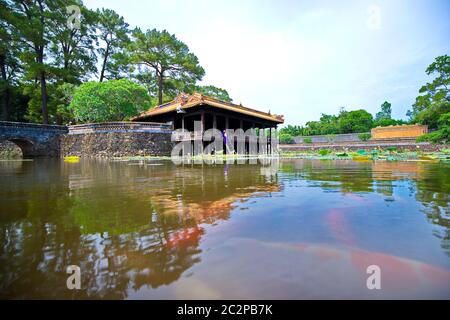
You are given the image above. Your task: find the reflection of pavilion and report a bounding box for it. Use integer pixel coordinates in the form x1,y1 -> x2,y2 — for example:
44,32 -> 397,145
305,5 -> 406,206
150,184 -> 281,223
0,160 -> 282,299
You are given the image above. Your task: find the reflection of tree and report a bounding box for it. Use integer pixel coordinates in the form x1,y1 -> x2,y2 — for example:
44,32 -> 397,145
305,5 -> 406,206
414,164 -> 450,256
0,159 -> 280,299
280,159 -> 450,256
281,160 -> 374,193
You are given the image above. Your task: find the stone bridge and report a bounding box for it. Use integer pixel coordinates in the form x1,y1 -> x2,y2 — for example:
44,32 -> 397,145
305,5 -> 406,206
0,121 -> 175,158
0,121 -> 68,157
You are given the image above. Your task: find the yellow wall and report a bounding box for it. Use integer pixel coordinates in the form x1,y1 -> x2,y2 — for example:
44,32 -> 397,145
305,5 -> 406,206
371,125 -> 428,139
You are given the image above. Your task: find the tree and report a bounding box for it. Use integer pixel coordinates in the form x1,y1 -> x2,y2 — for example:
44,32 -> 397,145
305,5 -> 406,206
49,1 -> 98,84
409,55 -> 450,129
375,101 -> 392,121
1,0 -> 54,123
410,55 -> 450,143
128,28 -> 205,105
194,85 -> 232,102
96,8 -> 130,82
279,125 -> 304,137
279,133 -> 294,144
0,10 -> 21,120
338,109 -> 373,133
69,79 -> 150,122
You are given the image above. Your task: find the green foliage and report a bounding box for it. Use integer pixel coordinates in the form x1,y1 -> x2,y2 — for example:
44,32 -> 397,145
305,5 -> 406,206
55,83 -> 77,124
287,101 -> 408,137
303,137 -> 312,144
69,79 -> 150,122
0,1 -> 233,125
358,133 -> 371,141
128,28 -> 205,105
416,112 -> 449,143
49,2 -> 98,84
373,118 -> 407,127
279,125 -> 304,137
318,149 -> 331,156
408,55 -> 450,143
375,101 -> 392,121
386,147 -> 397,152
96,8 -> 130,82
357,149 -> 367,155
338,109 -> 373,133
336,152 -> 348,157
303,113 -> 340,136
194,85 -> 232,102
279,133 -> 294,144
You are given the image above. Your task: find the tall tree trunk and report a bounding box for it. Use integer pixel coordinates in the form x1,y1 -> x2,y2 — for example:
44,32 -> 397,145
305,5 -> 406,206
40,70 -> 48,124
0,54 -> 9,121
2,89 -> 10,121
99,43 -> 110,82
158,73 -> 163,105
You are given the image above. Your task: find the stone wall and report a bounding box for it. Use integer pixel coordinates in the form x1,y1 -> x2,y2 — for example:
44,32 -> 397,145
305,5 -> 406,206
60,131 -> 175,157
294,133 -> 365,144
280,141 -> 449,153
0,140 -> 22,158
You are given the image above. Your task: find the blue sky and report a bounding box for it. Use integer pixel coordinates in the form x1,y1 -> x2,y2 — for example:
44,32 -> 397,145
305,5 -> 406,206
84,0 -> 450,125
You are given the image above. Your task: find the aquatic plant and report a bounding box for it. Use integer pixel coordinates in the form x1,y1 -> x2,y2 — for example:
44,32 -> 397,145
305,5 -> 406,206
318,149 -> 331,156
336,152 -> 348,157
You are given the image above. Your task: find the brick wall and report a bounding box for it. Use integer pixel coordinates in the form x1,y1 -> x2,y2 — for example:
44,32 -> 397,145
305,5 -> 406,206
371,125 -> 428,139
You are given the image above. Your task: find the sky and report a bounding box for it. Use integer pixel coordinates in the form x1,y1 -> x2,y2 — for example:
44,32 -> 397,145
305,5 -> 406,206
84,0 -> 450,126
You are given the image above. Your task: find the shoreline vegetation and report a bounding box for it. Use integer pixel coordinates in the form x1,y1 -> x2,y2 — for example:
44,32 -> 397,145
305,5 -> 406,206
76,148 -> 450,163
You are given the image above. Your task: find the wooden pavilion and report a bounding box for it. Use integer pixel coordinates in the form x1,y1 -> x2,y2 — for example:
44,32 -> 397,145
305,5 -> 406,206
132,93 -> 284,154
132,92 -> 283,132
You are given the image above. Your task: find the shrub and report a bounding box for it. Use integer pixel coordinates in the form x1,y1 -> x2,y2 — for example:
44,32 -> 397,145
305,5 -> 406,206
303,137 -> 313,144
416,126 -> 450,144
358,133 -> 371,141
279,133 -> 294,144
386,147 -> 397,152
69,79 -> 151,123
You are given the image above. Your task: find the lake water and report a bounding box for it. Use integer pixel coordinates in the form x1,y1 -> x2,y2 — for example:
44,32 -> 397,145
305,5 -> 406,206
0,158 -> 449,299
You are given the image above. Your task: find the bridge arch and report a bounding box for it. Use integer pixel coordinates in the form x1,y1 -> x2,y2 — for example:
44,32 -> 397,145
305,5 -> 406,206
0,121 -> 68,157
1,138 -> 35,158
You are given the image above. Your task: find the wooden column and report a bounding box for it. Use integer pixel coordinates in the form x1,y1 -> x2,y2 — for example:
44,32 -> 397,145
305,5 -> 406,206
240,119 -> 243,129
225,117 -> 229,130
213,114 -> 217,130
269,126 -> 272,154
200,112 -> 205,132
181,114 -> 185,132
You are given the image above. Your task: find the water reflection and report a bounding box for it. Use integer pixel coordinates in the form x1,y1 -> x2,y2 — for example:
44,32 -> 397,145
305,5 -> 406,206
0,158 -> 448,299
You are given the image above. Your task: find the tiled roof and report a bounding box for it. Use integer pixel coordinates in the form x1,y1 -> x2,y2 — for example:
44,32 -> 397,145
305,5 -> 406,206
131,93 -> 284,123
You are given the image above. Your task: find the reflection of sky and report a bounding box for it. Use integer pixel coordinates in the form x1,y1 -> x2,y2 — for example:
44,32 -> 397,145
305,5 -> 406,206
199,177 -> 449,269
1,159 -> 449,299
